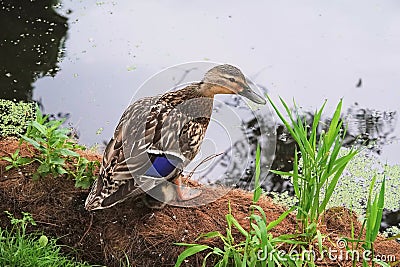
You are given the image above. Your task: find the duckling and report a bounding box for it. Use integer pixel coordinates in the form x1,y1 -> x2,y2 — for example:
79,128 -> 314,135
85,64 -> 265,211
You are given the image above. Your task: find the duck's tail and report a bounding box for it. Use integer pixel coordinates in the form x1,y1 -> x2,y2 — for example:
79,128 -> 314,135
84,175 -> 147,211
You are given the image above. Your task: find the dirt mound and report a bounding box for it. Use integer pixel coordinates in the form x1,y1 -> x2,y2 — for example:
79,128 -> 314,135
0,138 -> 399,266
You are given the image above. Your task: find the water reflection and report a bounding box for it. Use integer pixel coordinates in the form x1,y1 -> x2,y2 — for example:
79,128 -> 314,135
0,0 -> 68,101
344,103 -> 398,154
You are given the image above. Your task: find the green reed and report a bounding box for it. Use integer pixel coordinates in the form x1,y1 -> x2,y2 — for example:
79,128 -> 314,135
267,96 -> 359,240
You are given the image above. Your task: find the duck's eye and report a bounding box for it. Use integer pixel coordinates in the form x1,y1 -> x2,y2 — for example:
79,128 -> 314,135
228,77 -> 236,82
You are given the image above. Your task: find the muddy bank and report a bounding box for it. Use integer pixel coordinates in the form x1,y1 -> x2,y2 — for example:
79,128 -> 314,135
0,138 -> 399,266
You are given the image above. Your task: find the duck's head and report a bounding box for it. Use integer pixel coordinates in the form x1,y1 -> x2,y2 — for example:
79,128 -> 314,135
199,64 -> 266,105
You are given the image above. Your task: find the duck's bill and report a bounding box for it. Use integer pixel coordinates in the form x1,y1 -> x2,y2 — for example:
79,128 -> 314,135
239,86 -> 266,105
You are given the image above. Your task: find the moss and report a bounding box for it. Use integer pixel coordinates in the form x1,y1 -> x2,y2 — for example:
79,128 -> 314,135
0,99 -> 35,137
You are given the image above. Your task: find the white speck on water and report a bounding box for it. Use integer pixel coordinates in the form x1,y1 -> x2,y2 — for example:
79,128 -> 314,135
5,73 -> 11,77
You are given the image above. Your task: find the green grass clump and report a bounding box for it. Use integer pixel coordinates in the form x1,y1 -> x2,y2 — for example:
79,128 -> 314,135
0,99 -> 35,137
267,96 -> 359,240
0,211 -> 91,267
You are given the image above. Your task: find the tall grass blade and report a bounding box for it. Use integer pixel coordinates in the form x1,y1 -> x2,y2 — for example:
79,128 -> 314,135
292,150 -> 300,198
325,99 -> 342,147
319,163 -> 347,213
372,177 -> 385,241
253,144 -> 262,203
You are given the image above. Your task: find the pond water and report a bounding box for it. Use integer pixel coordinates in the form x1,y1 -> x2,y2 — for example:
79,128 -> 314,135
1,0 -> 399,229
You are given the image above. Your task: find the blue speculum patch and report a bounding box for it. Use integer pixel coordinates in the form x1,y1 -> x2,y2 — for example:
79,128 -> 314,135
145,154 -> 181,177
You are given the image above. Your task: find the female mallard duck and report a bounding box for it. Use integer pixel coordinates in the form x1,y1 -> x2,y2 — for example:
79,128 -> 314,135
85,64 -> 265,211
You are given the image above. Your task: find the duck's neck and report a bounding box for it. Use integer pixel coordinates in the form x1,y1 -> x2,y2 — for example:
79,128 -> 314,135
197,81 -> 236,98
197,82 -> 217,98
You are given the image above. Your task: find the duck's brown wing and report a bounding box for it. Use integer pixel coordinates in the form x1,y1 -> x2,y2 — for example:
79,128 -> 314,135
85,91 -> 213,210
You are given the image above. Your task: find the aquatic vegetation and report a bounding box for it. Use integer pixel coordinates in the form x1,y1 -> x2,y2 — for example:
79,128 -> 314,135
384,226 -> 400,240
268,191 -> 297,208
0,99 -> 35,137
0,211 -> 91,267
327,151 -> 400,215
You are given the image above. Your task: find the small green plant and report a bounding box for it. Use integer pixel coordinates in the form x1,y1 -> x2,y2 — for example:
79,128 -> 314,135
3,105 -> 99,188
361,176 -> 387,267
1,148 -> 32,171
175,146 -> 305,267
344,176 -> 388,267
363,176 -> 385,252
71,156 -> 101,188
0,211 -> 91,266
20,107 -> 81,178
267,96 -> 360,240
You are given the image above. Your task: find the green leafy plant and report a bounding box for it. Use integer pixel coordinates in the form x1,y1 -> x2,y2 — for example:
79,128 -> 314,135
5,105 -> 100,188
71,156 -> 101,188
20,107 -> 80,178
267,96 -> 360,240
1,148 -> 32,171
0,211 -> 91,266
